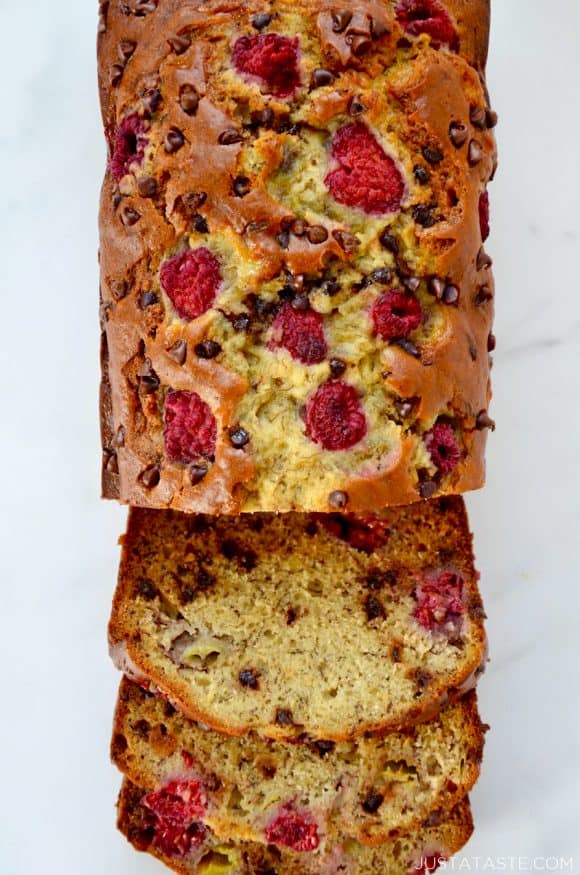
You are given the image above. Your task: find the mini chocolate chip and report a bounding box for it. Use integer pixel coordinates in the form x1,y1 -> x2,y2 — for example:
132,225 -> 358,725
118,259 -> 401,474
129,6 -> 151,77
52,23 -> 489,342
111,280 -> 128,301
348,34 -> 372,56
137,176 -> 158,198
449,122 -> 469,148
138,359 -> 159,394
252,107 -> 275,128
394,398 -> 417,419
442,284 -> 460,305
412,204 -> 437,228
229,427 -> 250,449
110,64 -> 124,87
414,164 -> 431,184
105,451 -> 119,474
233,175 -> 251,198
179,84 -> 200,115
291,294 -> 310,311
332,10 -> 353,32
469,344 -> 478,362
474,284 -> 493,305
321,279 -> 340,296
239,669 -> 260,690
219,128 -> 243,145
167,339 -> 187,365
329,358 -> 347,378
276,230 -> 290,249
349,94 -> 367,116
192,213 -> 209,234
286,606 -> 298,626
142,87 -> 162,114
121,206 -> 141,226
114,425 -> 126,447
379,230 -> 399,253
139,290 -> 158,309
291,219 -> 307,237
476,411 -> 496,431
422,145 -> 444,165
118,39 -> 136,62
403,276 -> 421,293
365,595 -> 386,621
393,338 -> 420,358
468,139 -> 483,166
134,719 -> 151,739
486,109 -> 498,129
138,577 -> 158,600
329,490 -> 349,509
195,340 -> 221,359
182,191 -> 207,212
232,313 -> 251,332
419,480 -> 437,499
275,709 -> 294,726
314,740 -> 335,758
312,68 -> 335,88
371,16 -> 389,38
196,567 -> 215,590
428,276 -> 446,299
476,248 -> 493,271
168,34 -> 191,54
332,229 -> 359,253
362,792 -> 384,814
307,225 -> 329,245
189,464 -> 209,485
487,333 -> 496,352
371,267 -> 392,284
164,128 -> 185,153
470,106 -> 486,129
252,12 -> 272,30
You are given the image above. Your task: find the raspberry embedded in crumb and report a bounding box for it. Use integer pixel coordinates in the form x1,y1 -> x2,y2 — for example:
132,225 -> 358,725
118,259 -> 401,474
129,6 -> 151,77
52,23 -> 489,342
265,807 -> 319,852
232,33 -> 301,96
164,391 -> 217,465
395,0 -> 458,49
319,514 -> 392,554
110,114 -> 148,182
160,248 -> 222,322
305,381 -> 368,451
143,779 -> 208,826
325,123 -> 405,216
479,191 -> 490,241
371,291 -> 422,341
270,303 -> 328,365
424,422 -> 461,473
153,821 -> 207,859
413,571 -> 464,633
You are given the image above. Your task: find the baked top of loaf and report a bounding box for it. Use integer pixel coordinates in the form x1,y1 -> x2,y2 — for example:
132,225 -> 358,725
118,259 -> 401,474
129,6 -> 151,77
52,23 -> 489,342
98,0 -> 496,514
118,778 -> 474,874
112,676 -> 485,848
109,497 -> 487,740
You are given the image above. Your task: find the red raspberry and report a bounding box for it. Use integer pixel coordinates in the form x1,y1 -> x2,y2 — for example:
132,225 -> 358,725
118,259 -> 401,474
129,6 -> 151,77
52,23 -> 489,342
371,291 -> 422,341
153,821 -> 207,859
270,303 -> 328,364
305,381 -> 368,451
409,853 -> 447,874
110,114 -> 148,182
424,422 -> 460,473
160,249 -> 222,322
232,34 -> 301,97
395,0 -> 458,49
164,391 -> 217,465
413,571 -> 464,633
143,780 -> 208,826
325,123 -> 405,216
265,807 -> 319,852
320,515 -> 391,553
479,191 -> 490,242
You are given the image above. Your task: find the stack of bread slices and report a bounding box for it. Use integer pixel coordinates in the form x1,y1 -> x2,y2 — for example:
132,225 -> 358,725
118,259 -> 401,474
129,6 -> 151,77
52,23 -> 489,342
98,1 -> 497,872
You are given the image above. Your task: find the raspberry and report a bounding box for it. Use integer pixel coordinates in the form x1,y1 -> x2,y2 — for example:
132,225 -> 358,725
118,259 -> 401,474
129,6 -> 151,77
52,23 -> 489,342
265,808 -> 319,852
164,391 -> 217,464
160,248 -> 222,322
232,34 -> 301,97
479,190 -> 490,242
143,779 -> 208,826
110,114 -> 148,182
320,514 -> 391,553
371,291 -> 422,341
409,854 -> 447,874
395,0 -> 458,49
305,381 -> 368,451
153,821 -> 208,859
424,422 -> 461,473
325,123 -> 405,216
413,571 -> 464,633
270,303 -> 328,364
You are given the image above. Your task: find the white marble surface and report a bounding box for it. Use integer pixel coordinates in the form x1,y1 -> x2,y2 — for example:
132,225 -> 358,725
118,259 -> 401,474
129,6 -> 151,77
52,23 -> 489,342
1,1 -> 579,872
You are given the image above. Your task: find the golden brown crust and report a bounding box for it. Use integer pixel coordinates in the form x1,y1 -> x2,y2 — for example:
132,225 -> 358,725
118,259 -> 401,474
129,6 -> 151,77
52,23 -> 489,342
98,0 -> 496,514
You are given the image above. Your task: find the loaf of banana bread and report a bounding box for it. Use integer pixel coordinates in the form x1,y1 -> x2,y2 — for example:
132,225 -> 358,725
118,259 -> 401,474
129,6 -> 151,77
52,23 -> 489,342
98,0 -> 497,514
118,778 -> 474,874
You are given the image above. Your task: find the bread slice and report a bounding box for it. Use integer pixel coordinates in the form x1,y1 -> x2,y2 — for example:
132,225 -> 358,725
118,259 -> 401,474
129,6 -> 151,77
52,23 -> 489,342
112,677 -> 485,848
118,778 -> 474,875
109,498 -> 486,741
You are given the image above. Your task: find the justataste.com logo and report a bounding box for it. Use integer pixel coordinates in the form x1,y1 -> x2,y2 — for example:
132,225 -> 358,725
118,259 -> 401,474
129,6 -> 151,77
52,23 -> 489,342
412,858 -> 574,872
